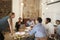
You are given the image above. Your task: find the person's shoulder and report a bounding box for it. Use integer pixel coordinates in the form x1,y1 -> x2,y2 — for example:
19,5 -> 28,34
5,16 -> 9,19
47,22 -> 53,26
31,21 -> 34,22
6,16 -> 9,18
1,16 -> 9,20
27,21 -> 29,23
58,25 -> 60,27
58,25 -> 60,26
33,24 -> 37,28
33,23 -> 40,28
49,22 -> 53,24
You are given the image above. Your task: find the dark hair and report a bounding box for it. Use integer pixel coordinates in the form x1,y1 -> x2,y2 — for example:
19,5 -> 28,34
37,17 -> 42,23
11,12 -> 15,15
9,12 -> 15,17
56,20 -> 60,22
19,17 -> 21,19
56,20 -> 60,21
46,18 -> 51,22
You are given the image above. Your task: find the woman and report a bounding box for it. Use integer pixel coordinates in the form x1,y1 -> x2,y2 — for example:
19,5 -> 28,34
28,17 -> 47,40
0,12 -> 15,40
15,17 -> 22,31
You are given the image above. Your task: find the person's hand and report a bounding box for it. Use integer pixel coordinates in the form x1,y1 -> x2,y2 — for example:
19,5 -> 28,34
25,33 -> 30,37
11,31 -> 15,35
9,33 -> 14,38
11,32 -> 14,35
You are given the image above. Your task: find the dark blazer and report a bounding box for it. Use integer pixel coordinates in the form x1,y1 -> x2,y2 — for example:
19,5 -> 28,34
0,31 -> 4,40
15,22 -> 21,28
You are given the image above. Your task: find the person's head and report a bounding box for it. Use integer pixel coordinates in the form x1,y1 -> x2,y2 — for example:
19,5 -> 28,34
28,18 -> 32,22
18,17 -> 22,22
46,18 -> 51,24
56,20 -> 60,25
37,17 -> 42,23
9,12 -> 15,18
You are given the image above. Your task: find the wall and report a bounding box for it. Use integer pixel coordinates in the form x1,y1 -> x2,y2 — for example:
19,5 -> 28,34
12,0 -> 60,29
0,0 -> 12,18
23,0 -> 40,19
41,0 -> 60,24
12,0 -> 23,29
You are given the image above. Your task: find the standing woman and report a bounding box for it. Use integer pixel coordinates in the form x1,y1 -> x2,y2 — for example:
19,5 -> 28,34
0,12 -> 15,40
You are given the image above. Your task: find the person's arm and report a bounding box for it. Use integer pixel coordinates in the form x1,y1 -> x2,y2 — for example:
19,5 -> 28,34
25,27 -> 36,37
8,18 -> 14,34
28,26 -> 36,36
15,22 -> 18,28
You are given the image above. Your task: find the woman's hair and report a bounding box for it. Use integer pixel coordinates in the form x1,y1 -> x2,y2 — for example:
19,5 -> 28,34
9,12 -> 15,25
37,17 -> 42,23
9,12 -> 15,17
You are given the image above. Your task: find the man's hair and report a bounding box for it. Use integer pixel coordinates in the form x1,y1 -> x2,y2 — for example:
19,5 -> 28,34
56,20 -> 60,23
9,12 -> 15,16
56,20 -> 60,22
46,18 -> 51,22
37,17 -> 42,23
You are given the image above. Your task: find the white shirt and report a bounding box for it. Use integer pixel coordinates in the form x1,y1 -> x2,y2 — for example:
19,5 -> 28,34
27,21 -> 35,26
45,23 -> 54,35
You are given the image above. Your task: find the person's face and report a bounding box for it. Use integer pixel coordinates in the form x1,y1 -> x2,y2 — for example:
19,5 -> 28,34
35,19 -> 39,24
29,19 -> 32,22
11,14 -> 15,18
45,19 -> 48,24
56,21 -> 60,25
19,18 -> 21,22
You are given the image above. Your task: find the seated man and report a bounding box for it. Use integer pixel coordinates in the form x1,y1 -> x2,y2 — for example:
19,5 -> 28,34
28,17 -> 47,40
45,18 -> 55,40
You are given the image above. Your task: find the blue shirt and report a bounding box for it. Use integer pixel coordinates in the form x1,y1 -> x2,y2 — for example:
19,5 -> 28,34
29,23 -> 47,38
0,16 -> 9,31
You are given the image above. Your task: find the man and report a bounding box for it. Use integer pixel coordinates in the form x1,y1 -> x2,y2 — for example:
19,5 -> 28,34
0,12 -> 15,40
45,18 -> 54,40
56,20 -> 60,40
28,17 -> 47,40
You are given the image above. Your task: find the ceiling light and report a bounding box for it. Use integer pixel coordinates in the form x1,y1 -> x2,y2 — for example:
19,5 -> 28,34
21,3 -> 24,6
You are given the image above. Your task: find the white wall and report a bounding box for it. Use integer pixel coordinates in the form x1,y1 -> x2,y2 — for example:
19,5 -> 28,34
12,0 -> 23,29
12,0 -> 60,29
41,0 -> 60,24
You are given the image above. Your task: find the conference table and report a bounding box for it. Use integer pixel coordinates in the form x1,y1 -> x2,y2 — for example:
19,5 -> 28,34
13,25 -> 34,40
